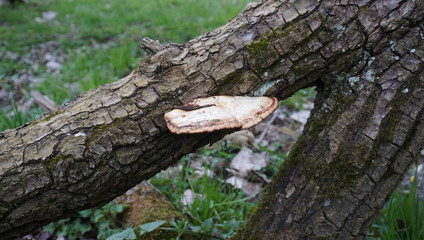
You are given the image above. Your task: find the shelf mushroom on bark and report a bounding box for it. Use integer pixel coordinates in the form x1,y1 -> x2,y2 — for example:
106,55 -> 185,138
164,96 -> 278,134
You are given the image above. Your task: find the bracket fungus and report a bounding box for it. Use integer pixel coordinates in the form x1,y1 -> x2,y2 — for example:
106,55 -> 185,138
164,96 -> 278,134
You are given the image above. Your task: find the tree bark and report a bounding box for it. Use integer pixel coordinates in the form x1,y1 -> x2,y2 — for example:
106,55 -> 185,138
0,0 -> 422,239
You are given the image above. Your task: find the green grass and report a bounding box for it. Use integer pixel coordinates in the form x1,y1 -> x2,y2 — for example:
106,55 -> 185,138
0,0 -> 248,51
368,170 -> 424,240
151,154 -> 255,239
0,103 -> 44,131
149,144 -> 286,239
37,40 -> 138,103
0,0 -> 252,124
281,88 -> 316,110
44,202 -> 130,240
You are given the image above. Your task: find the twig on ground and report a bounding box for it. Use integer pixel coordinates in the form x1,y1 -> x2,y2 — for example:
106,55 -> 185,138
256,109 -> 279,144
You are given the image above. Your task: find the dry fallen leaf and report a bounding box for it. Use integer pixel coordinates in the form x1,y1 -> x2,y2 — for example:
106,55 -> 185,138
35,11 -> 57,23
181,189 -> 204,206
290,110 -> 311,125
225,176 -> 262,196
46,61 -> 61,71
228,146 -> 267,178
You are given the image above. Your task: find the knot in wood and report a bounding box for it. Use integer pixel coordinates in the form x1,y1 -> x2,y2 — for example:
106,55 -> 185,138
160,59 -> 173,69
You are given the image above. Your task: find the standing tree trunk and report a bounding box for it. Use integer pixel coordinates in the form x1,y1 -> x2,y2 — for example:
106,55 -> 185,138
0,0 -> 423,239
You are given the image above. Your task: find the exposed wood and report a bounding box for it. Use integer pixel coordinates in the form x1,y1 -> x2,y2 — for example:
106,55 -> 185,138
0,0 -> 423,239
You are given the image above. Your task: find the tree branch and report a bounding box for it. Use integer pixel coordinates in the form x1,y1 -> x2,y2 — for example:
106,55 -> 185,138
0,0 -> 423,238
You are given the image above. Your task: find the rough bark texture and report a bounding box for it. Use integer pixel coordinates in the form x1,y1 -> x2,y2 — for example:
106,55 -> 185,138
0,0 -> 423,239
231,0 -> 424,239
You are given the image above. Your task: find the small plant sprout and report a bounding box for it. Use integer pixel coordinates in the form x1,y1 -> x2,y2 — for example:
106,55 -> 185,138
164,96 -> 278,134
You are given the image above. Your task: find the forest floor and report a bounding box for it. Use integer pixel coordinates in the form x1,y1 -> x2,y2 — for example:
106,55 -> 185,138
1,0 -> 423,239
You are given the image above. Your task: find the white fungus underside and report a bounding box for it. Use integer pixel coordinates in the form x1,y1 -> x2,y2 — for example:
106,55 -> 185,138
164,96 -> 278,134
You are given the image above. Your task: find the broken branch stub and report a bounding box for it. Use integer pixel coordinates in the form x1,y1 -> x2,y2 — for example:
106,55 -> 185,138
164,96 -> 278,134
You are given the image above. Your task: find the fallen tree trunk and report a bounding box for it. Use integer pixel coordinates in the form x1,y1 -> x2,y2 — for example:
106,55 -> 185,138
0,0 -> 423,239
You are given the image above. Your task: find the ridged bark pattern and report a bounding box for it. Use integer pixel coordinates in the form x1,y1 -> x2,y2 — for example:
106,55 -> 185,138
0,0 -> 422,238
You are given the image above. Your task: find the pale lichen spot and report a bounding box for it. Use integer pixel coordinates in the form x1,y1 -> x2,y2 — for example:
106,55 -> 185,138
367,56 -> 375,67
365,69 -> 375,82
324,199 -> 331,206
285,214 -> 293,224
252,79 -> 284,96
285,184 -> 295,198
348,76 -> 360,87
74,132 -> 86,137
321,102 -> 329,111
334,25 -> 346,35
390,42 -> 397,51
363,51 -> 370,61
